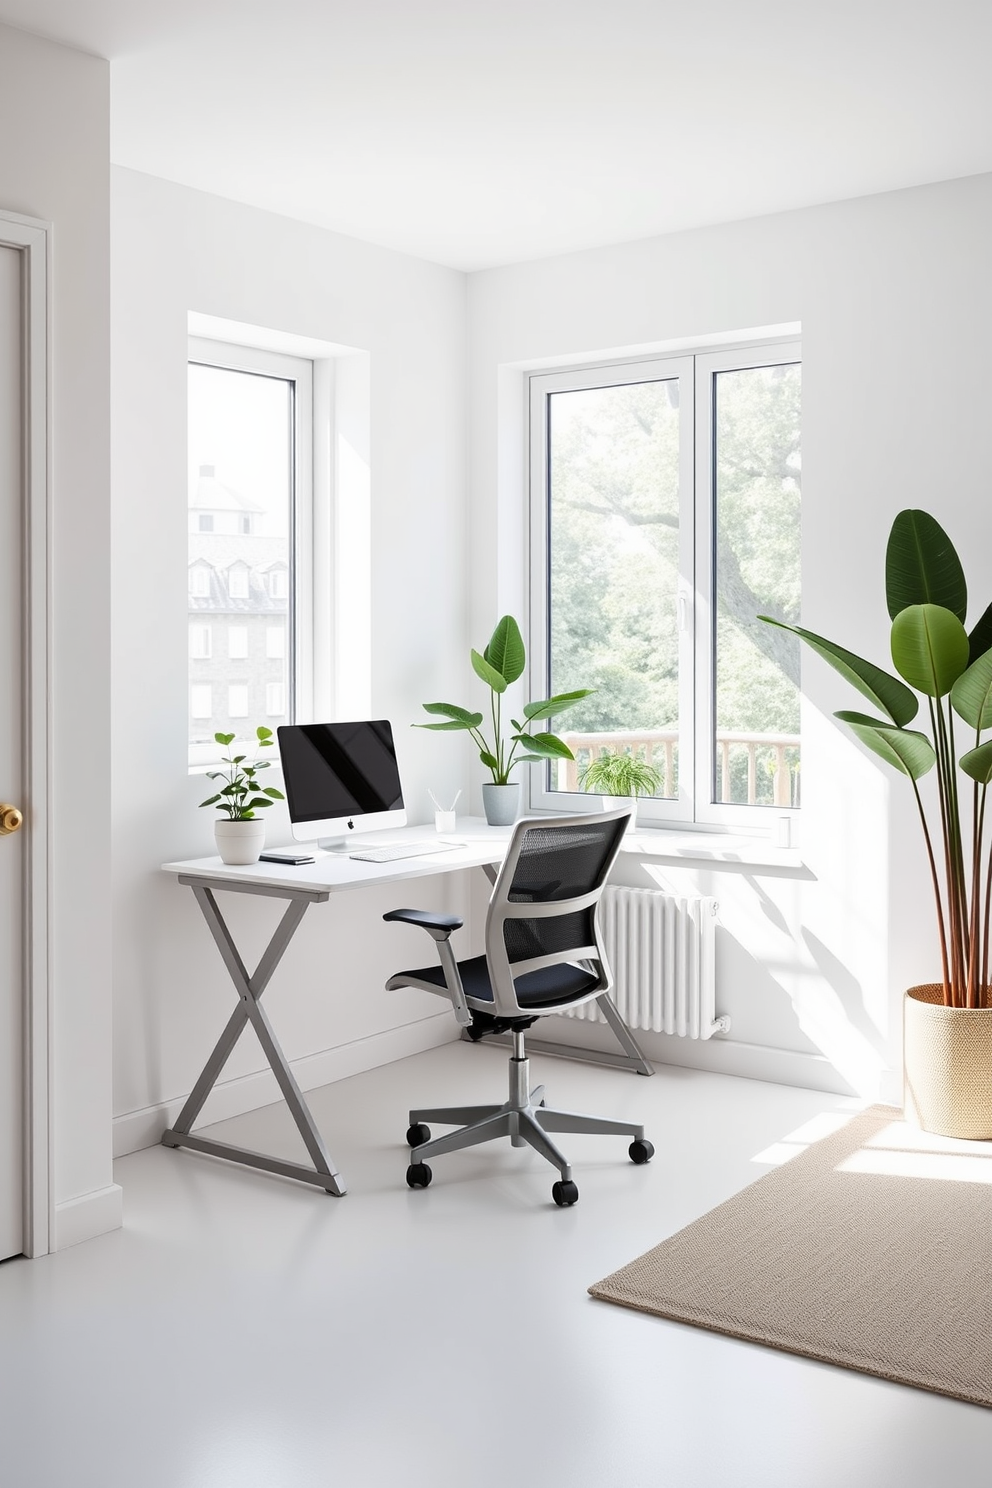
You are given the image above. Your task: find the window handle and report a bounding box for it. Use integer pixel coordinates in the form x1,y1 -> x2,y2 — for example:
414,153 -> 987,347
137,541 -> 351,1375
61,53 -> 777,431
678,594 -> 689,632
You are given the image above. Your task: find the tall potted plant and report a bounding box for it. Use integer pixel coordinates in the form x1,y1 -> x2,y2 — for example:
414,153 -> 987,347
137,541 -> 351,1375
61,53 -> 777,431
417,615 -> 592,824
200,727 -> 284,864
761,508 -> 992,1138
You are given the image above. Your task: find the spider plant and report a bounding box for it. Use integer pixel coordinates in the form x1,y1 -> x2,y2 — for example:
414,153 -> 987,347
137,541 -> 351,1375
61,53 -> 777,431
578,750 -> 663,799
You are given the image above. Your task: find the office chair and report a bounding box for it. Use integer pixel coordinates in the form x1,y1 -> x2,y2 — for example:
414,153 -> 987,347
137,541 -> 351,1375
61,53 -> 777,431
383,808 -> 654,1206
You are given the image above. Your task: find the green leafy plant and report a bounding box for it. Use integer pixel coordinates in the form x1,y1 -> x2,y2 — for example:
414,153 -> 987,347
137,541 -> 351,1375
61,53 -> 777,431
760,508 -> 992,1010
199,726 -> 285,820
578,750 -> 663,799
417,614 -> 592,785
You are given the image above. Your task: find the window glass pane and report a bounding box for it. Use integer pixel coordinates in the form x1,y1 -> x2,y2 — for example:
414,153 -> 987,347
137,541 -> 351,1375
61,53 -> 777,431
265,682 -> 286,716
547,378 -> 681,800
189,625 -> 211,660
190,684 -> 212,719
266,625 -> 285,659
228,684 -> 249,718
713,362 -> 801,807
188,362 -> 293,757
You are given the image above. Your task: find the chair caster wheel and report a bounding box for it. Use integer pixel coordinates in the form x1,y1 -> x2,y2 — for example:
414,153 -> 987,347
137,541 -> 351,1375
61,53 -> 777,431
629,1138 -> 655,1164
406,1162 -> 433,1189
406,1123 -> 431,1147
552,1180 -> 578,1207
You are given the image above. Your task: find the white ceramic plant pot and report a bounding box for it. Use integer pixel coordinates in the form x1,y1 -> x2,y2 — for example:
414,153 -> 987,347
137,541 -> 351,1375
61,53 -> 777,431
602,795 -> 634,831
482,782 -> 521,826
215,818 -> 265,865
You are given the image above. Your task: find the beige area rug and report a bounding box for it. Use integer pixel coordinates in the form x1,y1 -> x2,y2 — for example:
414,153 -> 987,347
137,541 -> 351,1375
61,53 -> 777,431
590,1105 -> 992,1407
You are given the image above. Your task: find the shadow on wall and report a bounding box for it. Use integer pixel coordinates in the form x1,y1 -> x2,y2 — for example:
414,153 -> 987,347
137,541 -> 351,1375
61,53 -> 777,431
794,928 -> 889,1097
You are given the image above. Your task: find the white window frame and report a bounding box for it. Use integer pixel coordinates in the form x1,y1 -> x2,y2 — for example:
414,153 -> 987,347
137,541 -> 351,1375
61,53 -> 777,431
528,336 -> 801,831
188,337 -> 314,769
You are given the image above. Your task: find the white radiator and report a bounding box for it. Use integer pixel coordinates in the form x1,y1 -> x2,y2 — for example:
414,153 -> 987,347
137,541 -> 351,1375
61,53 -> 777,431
569,885 -> 727,1040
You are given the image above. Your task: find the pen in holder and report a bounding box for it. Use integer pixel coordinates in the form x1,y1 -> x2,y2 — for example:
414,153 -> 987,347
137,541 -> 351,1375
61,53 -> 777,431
430,789 -> 460,835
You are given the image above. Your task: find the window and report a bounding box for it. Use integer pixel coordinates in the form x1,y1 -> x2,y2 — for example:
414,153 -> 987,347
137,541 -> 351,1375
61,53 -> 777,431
529,339 -> 801,827
265,682 -> 286,716
228,684 -> 249,718
228,627 -> 248,660
188,339 -> 313,766
189,564 -> 211,598
228,563 -> 250,600
189,624 -> 212,660
190,684 -> 213,719
266,626 -> 285,659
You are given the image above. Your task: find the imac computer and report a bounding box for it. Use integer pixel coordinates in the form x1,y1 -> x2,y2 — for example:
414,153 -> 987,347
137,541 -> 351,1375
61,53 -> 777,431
277,720 -> 407,850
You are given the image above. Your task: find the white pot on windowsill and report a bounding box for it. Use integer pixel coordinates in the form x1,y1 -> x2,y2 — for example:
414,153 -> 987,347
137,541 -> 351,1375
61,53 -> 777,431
215,818 -> 266,865
601,796 -> 635,831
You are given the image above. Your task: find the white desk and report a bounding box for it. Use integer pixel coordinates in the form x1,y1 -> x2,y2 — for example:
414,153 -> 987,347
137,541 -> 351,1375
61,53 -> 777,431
161,819 -> 650,1195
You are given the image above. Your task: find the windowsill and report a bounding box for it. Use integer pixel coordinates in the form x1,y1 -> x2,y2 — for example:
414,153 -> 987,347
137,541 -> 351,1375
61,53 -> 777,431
620,827 -> 805,871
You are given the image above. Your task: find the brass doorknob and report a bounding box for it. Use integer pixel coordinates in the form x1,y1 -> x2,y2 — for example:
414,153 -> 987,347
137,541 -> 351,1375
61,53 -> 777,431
0,804 -> 23,836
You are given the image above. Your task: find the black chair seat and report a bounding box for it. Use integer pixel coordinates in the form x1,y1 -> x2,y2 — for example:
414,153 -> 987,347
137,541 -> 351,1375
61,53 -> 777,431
399,953 -> 600,1010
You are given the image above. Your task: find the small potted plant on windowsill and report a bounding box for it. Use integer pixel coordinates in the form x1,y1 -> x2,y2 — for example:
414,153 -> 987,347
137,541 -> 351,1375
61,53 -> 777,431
417,615 -> 592,825
200,726 -> 284,864
578,750 -> 663,826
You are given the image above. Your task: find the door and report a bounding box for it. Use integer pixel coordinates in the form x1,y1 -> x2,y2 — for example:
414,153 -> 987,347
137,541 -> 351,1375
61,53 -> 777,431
0,240 -> 23,1260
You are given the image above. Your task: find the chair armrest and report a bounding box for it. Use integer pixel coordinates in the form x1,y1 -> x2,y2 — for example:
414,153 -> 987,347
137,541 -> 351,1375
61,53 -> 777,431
383,908 -> 463,941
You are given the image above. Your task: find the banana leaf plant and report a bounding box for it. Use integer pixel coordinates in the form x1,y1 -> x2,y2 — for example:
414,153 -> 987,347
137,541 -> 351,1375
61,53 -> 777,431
761,508 -> 992,1010
416,614 -> 592,785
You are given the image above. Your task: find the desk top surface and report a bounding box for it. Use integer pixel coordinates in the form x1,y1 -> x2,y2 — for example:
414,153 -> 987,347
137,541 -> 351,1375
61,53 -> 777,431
162,818 -> 512,895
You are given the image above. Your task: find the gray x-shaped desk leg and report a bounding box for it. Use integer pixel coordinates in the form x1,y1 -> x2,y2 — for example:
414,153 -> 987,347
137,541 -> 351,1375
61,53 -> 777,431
161,877 -> 346,1195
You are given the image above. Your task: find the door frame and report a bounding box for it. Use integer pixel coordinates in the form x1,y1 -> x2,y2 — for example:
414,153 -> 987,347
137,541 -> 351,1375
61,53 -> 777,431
1,209 -> 52,1259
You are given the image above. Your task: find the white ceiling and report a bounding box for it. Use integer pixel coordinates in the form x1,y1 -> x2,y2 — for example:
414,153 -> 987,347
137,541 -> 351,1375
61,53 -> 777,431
3,0 -> 992,271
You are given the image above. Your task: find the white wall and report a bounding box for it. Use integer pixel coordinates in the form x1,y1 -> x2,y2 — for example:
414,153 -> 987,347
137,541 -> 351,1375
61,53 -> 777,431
0,24 -> 116,1245
111,169 -> 474,1151
467,173 -> 992,1095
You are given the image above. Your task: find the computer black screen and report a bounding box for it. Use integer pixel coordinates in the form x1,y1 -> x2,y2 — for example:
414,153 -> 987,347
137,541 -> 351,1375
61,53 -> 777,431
277,720 -> 405,830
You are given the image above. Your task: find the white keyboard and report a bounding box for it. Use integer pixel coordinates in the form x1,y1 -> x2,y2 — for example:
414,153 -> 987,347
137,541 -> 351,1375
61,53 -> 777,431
349,841 -> 460,863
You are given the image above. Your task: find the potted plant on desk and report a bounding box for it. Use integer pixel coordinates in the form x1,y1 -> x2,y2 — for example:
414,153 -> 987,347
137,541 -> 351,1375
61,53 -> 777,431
200,726 -> 284,864
417,614 -> 592,825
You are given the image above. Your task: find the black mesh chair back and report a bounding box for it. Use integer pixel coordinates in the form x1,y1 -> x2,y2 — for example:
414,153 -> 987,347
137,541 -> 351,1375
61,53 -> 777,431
484,808 -> 631,1020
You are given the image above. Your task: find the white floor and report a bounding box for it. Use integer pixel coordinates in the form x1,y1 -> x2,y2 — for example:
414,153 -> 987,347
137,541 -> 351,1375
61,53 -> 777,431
2,1044 -> 991,1488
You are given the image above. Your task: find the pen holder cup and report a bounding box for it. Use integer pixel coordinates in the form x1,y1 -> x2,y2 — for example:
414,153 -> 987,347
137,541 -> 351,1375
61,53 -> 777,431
435,810 -> 457,834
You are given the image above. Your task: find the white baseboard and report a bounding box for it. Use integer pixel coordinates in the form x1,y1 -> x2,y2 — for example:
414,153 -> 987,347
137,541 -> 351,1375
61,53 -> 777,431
54,1183 -> 124,1250
113,1014 -> 459,1157
537,1014 -> 867,1097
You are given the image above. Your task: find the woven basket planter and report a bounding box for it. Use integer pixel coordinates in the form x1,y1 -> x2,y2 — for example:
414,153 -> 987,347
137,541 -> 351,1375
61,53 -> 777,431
903,983 -> 992,1140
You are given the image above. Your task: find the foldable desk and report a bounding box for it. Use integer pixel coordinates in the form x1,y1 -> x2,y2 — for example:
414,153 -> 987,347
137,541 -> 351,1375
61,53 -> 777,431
161,819 -> 652,1195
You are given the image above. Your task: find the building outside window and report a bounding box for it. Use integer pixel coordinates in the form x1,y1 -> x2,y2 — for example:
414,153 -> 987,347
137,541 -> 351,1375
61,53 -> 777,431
265,626 -> 285,659
187,340 -> 312,765
529,338 -> 801,827
228,626 -> 248,659
265,682 -> 286,716
228,684 -> 249,718
189,624 -> 211,660
190,684 -> 212,719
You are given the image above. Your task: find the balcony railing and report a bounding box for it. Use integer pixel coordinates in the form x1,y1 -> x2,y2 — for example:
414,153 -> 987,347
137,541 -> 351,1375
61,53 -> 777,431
557,730 -> 801,808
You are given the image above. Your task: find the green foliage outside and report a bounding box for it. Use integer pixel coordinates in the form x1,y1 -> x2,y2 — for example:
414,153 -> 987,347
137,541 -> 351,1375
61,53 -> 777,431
548,363 -> 801,805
